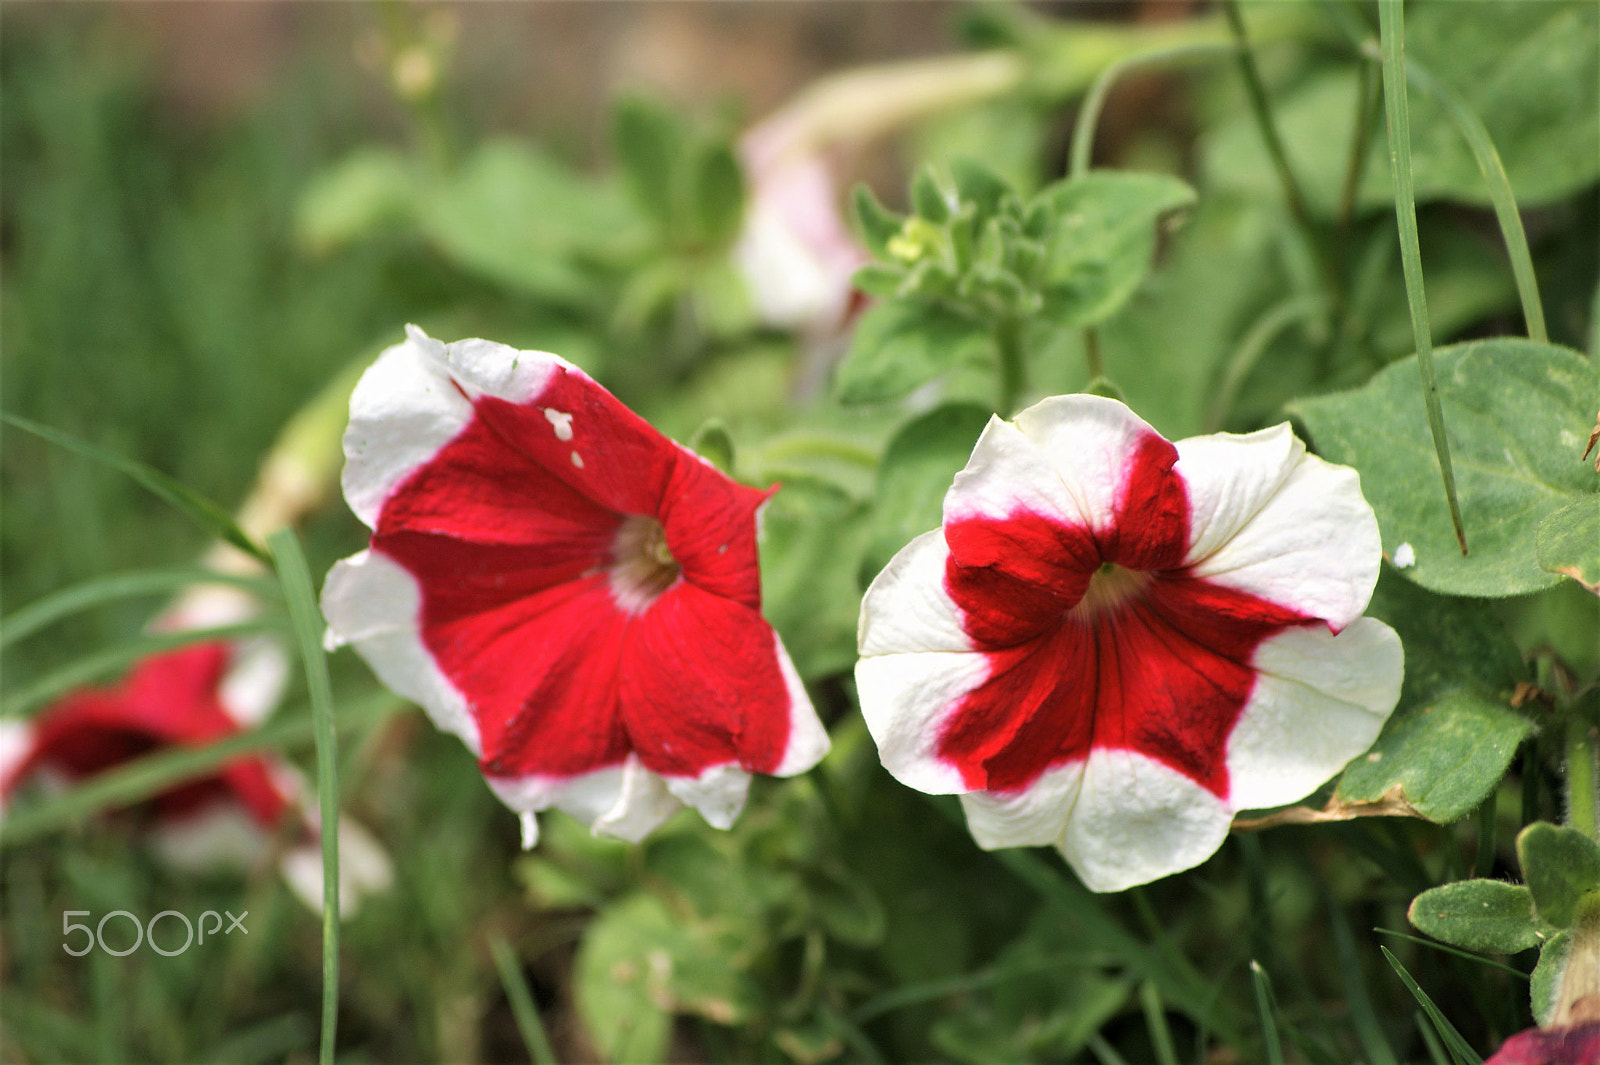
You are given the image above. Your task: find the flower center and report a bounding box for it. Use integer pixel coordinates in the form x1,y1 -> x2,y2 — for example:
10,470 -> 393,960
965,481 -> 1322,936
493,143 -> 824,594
608,515 -> 681,614
1070,561 -> 1152,619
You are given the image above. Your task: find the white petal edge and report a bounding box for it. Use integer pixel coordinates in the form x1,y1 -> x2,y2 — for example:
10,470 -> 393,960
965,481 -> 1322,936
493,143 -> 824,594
218,637 -> 291,728
858,529 -> 972,657
279,816 -> 395,918
1180,431 -> 1381,631
0,718 -> 36,817
321,549 -> 482,756
960,761 -> 1085,850
487,755 -> 684,846
1006,393 -> 1167,530
770,632 -> 832,777
1058,748 -> 1235,893
1226,617 -> 1403,811
943,415 -> 1096,533
664,763 -> 753,830
855,649 -> 989,795
149,805 -> 271,873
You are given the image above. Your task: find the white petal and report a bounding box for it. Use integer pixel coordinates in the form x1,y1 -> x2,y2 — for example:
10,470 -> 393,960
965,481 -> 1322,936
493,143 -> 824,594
277,816 -> 395,918
855,650 -> 988,795
486,756 -> 684,845
943,415 -> 1093,532
1058,749 -> 1234,893
664,763 -> 752,830
217,636 -> 290,728
0,718 -> 36,816
1007,393 -> 1166,528
1179,429 -> 1381,630
150,805 -> 270,873
858,530 -> 971,657
770,633 -> 832,776
341,327 -> 475,529
320,549 -> 481,756
437,333 -> 566,406
1226,617 -> 1403,811
960,761 -> 1084,849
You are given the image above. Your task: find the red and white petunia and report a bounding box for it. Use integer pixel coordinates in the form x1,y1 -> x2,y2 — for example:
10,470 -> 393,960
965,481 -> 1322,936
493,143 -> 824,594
320,326 -> 829,846
0,587 -> 391,915
856,394 -> 1403,892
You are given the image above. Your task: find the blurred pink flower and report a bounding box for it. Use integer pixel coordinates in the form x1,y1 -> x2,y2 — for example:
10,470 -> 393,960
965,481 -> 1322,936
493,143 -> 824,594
856,394 -> 1402,892
732,117 -> 867,336
321,327 -> 829,847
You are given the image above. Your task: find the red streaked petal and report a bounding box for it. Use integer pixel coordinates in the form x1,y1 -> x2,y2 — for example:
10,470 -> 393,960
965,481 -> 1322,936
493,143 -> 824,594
658,453 -> 770,610
421,573 -> 632,779
620,582 -> 805,777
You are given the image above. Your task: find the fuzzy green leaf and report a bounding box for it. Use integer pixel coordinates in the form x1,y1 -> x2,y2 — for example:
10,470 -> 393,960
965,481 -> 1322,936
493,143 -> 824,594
1291,339 -> 1600,598
1531,930 -> 1573,1026
1517,822 -> 1600,929
1336,690 -> 1532,823
1537,494 -> 1600,593
863,403 -> 992,580
852,185 -> 904,258
294,147 -> 417,254
690,141 -> 744,246
1408,880 -> 1555,954
1034,170 -> 1196,329
834,302 -> 990,405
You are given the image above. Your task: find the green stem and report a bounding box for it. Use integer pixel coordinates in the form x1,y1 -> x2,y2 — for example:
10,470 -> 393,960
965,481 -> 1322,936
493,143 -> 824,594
1567,711 -> 1599,842
1336,53 -> 1381,231
996,317 -> 1027,416
1223,0 -> 1343,320
1205,294 -> 1328,431
1377,0 -> 1468,555
1070,41 -> 1237,178
489,934 -> 558,1065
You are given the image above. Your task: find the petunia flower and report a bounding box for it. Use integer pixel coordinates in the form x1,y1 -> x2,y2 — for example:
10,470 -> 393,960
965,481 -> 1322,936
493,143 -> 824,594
856,394 -> 1403,892
0,586 -> 392,915
732,115 -> 867,338
320,326 -> 830,847
1485,1023 -> 1600,1065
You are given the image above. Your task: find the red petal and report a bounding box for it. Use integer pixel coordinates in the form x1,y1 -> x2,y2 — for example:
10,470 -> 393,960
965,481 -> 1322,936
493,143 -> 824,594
936,435 -> 1308,796
620,583 -> 794,776
659,455 -> 770,611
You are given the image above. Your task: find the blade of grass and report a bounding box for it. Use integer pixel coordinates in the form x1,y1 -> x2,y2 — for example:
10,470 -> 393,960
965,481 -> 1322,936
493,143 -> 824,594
852,948 -> 1109,1024
1206,293 -> 1328,432
2,568 -> 279,650
489,933 -> 558,1065
3,413 -> 271,565
1087,1033 -> 1134,1065
267,529 -> 340,1065
1,621 -> 280,719
817,1001 -> 886,1065
1417,1011 -> 1453,1065
0,691 -> 399,847
1250,962 -> 1285,1065
1139,981 -> 1180,1065
1376,0 -> 1468,555
1328,897 -> 1401,1065
1374,928 -> 1530,980
1380,947 -> 1484,1064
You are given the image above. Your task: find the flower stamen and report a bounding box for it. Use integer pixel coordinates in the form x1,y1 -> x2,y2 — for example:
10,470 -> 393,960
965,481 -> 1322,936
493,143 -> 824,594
1070,561 -> 1152,619
609,515 -> 681,613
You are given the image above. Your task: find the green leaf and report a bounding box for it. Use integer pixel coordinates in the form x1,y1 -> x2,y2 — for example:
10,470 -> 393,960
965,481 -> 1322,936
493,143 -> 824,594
1336,690 -> 1532,823
1537,494 -> 1600,593
293,147 -> 417,254
575,891 -> 763,1064
1408,880 -> 1555,954
834,302 -> 991,405
690,141 -> 744,247
852,185 -> 904,258
421,140 -> 643,303
912,168 -> 952,224
1291,339 -> 1600,597
1516,822 -> 1600,929
1204,2 -> 1600,212
3,413 -> 270,565
1531,930 -> 1573,1026
1035,170 -> 1196,328
1364,569 -> 1527,712
809,865 -> 887,948
862,403 -> 991,580
760,484 -> 872,680
613,95 -> 684,231
575,894 -> 675,1065
687,418 -> 736,474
